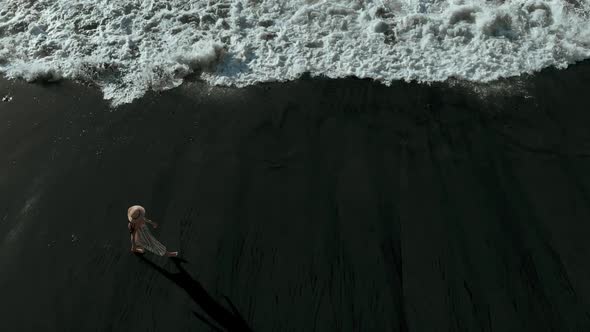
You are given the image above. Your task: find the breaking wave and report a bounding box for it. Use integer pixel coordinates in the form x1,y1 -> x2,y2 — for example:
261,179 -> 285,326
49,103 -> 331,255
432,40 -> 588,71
1,0 -> 589,106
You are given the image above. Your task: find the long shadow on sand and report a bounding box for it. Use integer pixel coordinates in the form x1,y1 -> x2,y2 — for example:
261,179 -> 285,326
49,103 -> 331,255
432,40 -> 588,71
138,256 -> 253,332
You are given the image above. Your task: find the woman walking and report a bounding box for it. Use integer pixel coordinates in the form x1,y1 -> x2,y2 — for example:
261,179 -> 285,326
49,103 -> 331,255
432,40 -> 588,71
128,205 -> 178,257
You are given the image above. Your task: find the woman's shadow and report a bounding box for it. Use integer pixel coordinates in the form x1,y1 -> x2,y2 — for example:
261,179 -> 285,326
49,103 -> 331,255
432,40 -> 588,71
137,255 -> 253,332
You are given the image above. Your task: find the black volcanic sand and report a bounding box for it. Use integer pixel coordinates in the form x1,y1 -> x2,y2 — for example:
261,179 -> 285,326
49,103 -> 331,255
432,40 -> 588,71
1,62 -> 590,332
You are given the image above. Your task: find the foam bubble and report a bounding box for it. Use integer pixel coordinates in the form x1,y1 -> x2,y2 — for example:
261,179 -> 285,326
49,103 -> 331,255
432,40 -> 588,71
0,0 -> 589,106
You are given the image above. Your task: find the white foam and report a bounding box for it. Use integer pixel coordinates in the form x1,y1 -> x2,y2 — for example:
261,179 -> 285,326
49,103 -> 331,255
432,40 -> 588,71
1,0 -> 589,106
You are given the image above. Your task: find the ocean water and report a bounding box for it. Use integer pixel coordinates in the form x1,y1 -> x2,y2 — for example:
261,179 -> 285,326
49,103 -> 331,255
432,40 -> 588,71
1,0 -> 589,106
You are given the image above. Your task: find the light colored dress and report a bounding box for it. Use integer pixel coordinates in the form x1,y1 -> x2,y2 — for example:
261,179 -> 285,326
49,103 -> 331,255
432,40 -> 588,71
135,223 -> 167,256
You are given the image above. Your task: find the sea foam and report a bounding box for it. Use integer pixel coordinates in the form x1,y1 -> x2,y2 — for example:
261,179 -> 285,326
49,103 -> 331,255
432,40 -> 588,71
1,0 -> 589,106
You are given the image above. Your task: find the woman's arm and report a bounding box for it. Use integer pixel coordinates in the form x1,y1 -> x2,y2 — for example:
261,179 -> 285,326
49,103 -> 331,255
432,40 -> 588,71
144,218 -> 158,228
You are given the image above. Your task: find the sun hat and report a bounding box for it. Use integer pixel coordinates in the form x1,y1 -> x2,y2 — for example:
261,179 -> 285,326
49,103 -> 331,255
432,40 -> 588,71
127,205 -> 146,222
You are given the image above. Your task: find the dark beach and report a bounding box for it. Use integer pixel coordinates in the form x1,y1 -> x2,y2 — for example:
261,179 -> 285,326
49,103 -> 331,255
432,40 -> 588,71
1,61 -> 590,331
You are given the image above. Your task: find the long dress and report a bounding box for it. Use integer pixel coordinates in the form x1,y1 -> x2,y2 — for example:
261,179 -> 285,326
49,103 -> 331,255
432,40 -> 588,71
135,223 -> 167,256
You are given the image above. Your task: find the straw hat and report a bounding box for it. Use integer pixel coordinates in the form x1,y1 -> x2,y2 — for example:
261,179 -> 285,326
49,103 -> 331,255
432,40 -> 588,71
127,205 -> 146,222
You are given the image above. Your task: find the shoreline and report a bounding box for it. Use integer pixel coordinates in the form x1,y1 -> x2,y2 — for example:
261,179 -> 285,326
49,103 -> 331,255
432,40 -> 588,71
4,58 -> 590,109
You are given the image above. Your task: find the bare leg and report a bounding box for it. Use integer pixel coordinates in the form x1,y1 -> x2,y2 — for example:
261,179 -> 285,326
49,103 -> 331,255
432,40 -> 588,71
131,233 -> 145,253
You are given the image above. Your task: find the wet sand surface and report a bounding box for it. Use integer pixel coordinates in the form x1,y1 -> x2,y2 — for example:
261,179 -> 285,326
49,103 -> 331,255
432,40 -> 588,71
1,62 -> 590,331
